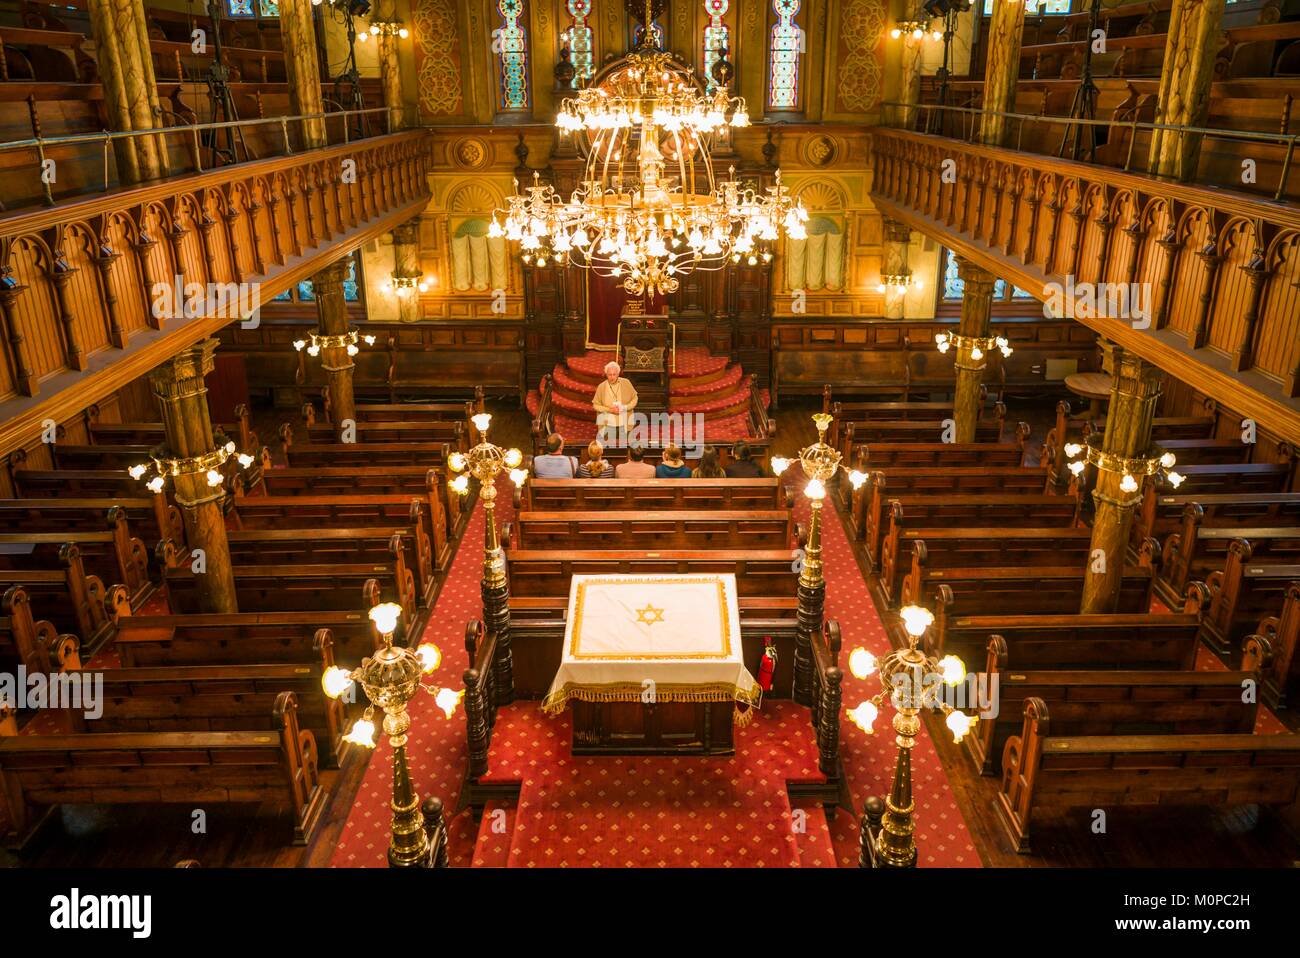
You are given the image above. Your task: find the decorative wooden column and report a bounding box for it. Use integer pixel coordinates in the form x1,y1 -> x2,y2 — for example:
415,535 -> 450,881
392,219 -> 421,323
87,0 -> 166,183
881,219 -> 911,320
149,338 -> 238,613
952,258 -> 995,443
980,0 -> 1026,146
1079,343 -> 1163,614
1148,0 -> 1226,180
314,257 -> 356,433
280,0 -> 327,149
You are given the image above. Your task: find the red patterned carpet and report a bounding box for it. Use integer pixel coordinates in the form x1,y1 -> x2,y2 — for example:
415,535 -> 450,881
330,469 -> 980,868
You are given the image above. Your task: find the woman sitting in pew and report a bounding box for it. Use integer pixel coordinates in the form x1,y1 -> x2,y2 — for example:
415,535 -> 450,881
578,441 -> 614,479
656,445 -> 692,479
725,442 -> 765,479
691,447 -> 726,479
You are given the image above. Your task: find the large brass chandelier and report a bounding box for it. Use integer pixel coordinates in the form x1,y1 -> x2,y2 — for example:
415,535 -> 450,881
488,0 -> 808,297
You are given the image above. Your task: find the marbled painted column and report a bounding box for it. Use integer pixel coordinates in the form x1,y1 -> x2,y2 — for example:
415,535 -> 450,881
150,339 -> 238,613
952,258 -> 995,443
881,219 -> 911,320
980,0 -> 1025,146
281,0 -> 327,149
1148,0 -> 1226,180
1079,343 -> 1163,613
898,34 -> 924,129
377,0 -> 405,130
315,258 -> 356,432
87,0 -> 163,183
392,220 -> 421,323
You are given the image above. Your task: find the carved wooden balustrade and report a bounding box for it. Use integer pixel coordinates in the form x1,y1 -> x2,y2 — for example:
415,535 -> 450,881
0,129 -> 431,451
869,127 -> 1300,440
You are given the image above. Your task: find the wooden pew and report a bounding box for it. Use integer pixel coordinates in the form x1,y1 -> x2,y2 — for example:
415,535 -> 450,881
1161,522 -> 1300,607
995,698 -> 1300,853
518,477 -> 790,513
890,527 -> 1098,607
0,691 -> 326,850
308,386 -> 484,428
1243,582 -> 1300,709
48,443 -> 155,470
0,506 -> 152,604
876,494 -> 1080,577
245,466 -> 462,544
969,631 -> 1249,774
852,436 -> 1029,471
827,387 -> 993,450
1135,492 -> 1300,551
229,494 -> 450,572
66,631 -> 348,766
0,497 -> 186,553
506,510 -> 795,552
1202,539 -> 1298,655
931,570 -> 1159,659
297,419 -> 467,452
216,526 -> 435,606
85,404 -> 258,455
0,586 -> 80,682
161,558 -> 421,640
115,612 -> 381,669
282,439 -> 453,471
854,467 -> 1054,555
1132,464 -> 1295,540
1043,402 -> 1217,480
504,549 -> 800,599
0,544 -> 131,650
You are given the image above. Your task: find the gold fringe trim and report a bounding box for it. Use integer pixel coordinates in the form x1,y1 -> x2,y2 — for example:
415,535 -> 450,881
542,682 -> 763,717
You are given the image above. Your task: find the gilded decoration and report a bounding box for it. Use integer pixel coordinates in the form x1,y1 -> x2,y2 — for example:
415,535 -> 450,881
837,0 -> 886,112
416,0 -> 464,117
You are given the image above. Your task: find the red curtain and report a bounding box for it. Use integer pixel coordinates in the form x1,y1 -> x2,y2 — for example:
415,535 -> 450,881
586,273 -> 666,349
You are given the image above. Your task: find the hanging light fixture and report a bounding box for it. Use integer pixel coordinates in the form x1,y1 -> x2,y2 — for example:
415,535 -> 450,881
489,0 -> 807,297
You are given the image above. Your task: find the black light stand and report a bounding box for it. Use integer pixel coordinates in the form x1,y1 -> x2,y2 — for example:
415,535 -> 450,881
1058,0 -> 1103,160
202,0 -> 250,165
331,0 -> 370,139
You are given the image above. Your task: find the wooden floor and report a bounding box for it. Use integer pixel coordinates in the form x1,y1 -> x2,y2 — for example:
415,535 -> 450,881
8,394 -> 1300,868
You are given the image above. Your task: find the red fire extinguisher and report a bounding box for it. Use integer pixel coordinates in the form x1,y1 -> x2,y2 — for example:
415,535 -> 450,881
758,638 -> 778,694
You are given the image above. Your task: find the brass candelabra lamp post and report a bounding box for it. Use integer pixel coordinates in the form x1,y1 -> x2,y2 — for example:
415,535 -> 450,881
321,602 -> 462,868
448,413 -> 528,704
770,413 -> 866,706
848,605 -> 975,868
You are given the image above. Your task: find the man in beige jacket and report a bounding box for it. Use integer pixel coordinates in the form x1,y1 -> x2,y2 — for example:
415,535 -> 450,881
593,360 -> 638,442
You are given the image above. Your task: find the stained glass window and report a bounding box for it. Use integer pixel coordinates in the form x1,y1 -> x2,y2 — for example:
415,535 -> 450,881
496,0 -> 530,111
941,249 -> 1031,301
982,0 -> 1070,12
275,254 -> 362,304
768,0 -> 802,110
632,16 -> 667,49
703,0 -> 730,92
227,0 -> 255,16
258,0 -> 279,15
562,0 -> 594,88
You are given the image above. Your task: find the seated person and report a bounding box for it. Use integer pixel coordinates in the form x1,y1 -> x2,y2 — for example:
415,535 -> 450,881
533,433 -> 579,478
615,444 -> 656,479
724,441 -> 765,478
578,440 -> 614,478
655,444 -> 692,479
593,361 -> 638,441
691,446 -> 725,478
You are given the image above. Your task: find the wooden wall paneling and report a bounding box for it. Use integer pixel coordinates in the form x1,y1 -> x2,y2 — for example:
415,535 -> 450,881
1206,218 -> 1254,358
1257,233 -> 1300,382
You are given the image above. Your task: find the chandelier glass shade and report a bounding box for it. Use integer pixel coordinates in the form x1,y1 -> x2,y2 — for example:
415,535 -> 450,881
490,46 -> 808,297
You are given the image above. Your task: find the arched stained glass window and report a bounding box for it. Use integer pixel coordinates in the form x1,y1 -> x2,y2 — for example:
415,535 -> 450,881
273,253 -> 362,303
258,0 -> 279,15
631,14 -> 667,49
703,0 -> 729,91
496,0 -> 530,111
982,0 -> 1070,12
227,0 -> 255,16
768,0 -> 802,110
562,0 -> 595,88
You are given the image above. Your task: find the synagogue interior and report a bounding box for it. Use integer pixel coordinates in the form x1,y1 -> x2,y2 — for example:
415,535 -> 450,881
0,0 -> 1297,883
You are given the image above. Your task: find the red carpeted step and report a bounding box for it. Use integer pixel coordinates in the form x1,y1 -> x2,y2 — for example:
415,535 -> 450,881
670,383 -> 753,419
568,347 -> 728,382
669,363 -> 743,397
792,805 -> 838,868
471,801 -> 516,867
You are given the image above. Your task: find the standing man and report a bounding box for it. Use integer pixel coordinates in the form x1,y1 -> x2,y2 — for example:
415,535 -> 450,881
593,360 -> 638,444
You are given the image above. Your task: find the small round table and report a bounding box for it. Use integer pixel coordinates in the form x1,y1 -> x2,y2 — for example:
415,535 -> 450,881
1064,372 -> 1114,419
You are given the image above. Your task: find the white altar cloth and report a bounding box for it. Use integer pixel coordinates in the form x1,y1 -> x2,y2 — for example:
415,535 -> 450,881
542,573 -> 760,718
